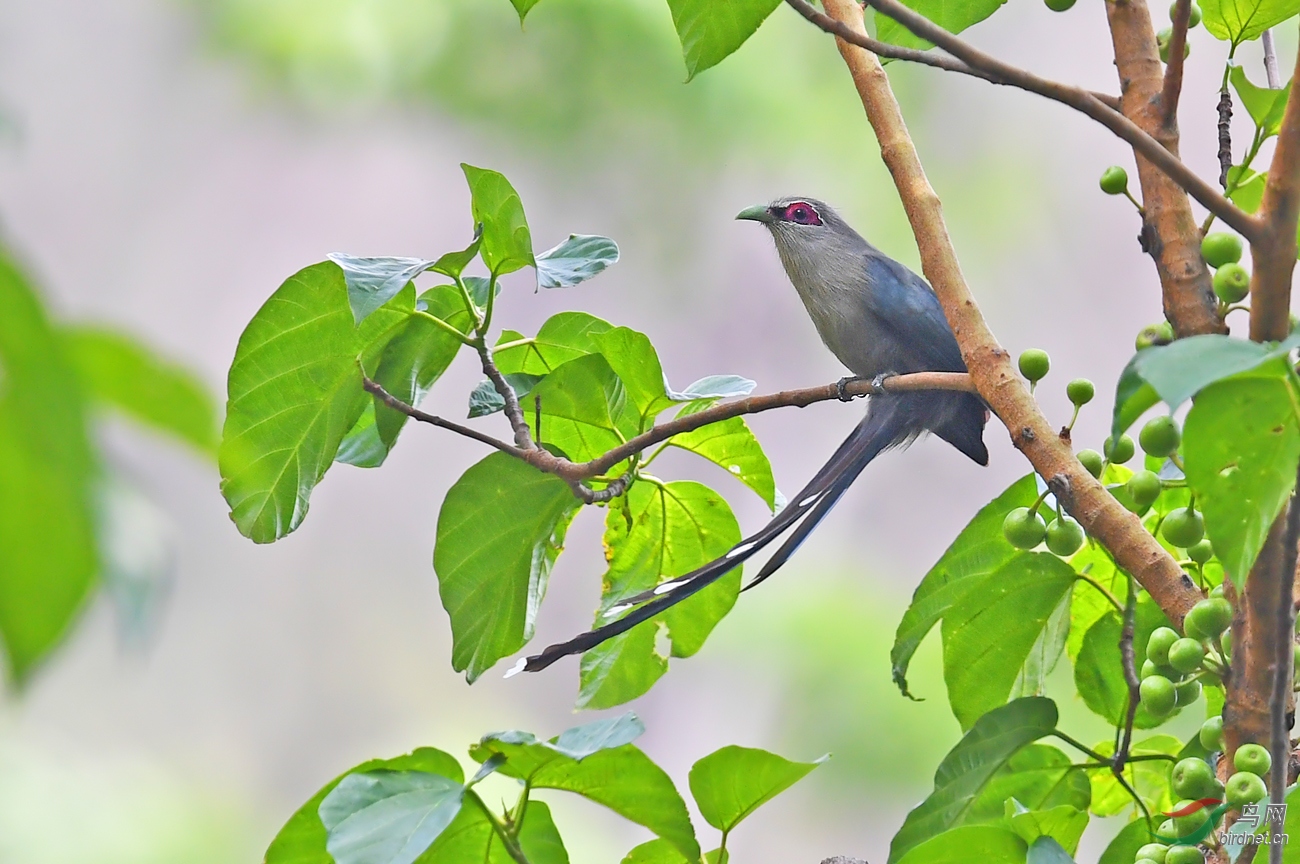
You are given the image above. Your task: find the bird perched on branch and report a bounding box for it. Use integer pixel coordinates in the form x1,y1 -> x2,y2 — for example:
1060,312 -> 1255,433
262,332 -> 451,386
523,197 -> 988,672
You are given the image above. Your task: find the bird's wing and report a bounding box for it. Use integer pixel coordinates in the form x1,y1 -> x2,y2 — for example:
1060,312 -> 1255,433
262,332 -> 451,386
860,254 -> 966,373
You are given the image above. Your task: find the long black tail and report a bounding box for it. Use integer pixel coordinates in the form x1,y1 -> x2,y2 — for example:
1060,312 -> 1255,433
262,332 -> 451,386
521,395 -> 915,673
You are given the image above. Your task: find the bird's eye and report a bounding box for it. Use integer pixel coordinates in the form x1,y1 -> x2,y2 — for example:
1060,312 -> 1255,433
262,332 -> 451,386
783,202 -> 821,225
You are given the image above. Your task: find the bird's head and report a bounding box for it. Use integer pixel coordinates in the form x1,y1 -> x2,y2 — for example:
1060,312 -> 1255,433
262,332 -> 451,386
736,197 -> 867,280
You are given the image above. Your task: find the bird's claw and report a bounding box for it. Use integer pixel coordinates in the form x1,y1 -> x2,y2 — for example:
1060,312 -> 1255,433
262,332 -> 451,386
872,373 -> 892,390
836,376 -> 865,402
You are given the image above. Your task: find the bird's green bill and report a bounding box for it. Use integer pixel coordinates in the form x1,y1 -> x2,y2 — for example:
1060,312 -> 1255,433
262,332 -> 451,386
736,204 -> 772,223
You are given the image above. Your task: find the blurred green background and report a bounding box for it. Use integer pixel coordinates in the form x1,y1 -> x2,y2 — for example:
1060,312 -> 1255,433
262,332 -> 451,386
0,0 -> 1288,861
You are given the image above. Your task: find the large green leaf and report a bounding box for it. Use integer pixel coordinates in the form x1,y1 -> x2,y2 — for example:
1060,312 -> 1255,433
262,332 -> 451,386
876,0 -> 1009,51
470,732 -> 699,862
894,825 -> 1027,864
1065,545 -> 1126,663
1006,803 -> 1088,857
579,481 -> 741,708
461,165 -> 533,276
62,326 -> 217,456
423,798 -> 566,864
667,405 -> 776,511
892,474 -> 1038,697
494,312 -> 612,375
688,746 -> 824,833
535,234 -> 619,289
622,839 -> 690,864
0,251 -> 98,683
1184,363 -> 1300,589
941,554 -> 1076,729
1072,595 -> 1171,728
319,771 -> 464,864
219,262 -> 413,542
434,453 -> 579,682
966,745 -> 1090,823
1086,735 -> 1179,817
592,327 -> 679,424
1202,0 -> 1300,45
264,748 -> 463,864
1229,64 -> 1292,137
888,697 -> 1058,863
665,0 -> 782,80
327,254 -> 434,324
526,353 -> 632,462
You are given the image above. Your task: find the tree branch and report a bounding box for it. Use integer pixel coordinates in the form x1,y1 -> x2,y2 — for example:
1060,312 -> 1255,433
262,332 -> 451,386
1250,39 -> 1300,342
1263,30 -> 1282,89
1104,0 -> 1228,336
1114,576 -> 1141,772
1267,475 -> 1299,864
783,0 -> 1119,109
816,0 -> 1203,627
1160,0 -> 1191,126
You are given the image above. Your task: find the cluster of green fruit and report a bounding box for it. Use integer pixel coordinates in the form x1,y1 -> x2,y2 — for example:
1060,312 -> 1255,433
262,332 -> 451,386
1156,1 -> 1200,62
1138,600 -> 1229,721
1201,232 -> 1249,307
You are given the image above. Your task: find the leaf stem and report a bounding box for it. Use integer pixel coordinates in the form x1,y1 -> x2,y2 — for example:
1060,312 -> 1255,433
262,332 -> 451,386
466,790 -> 532,864
1074,572 -> 1125,613
412,309 -> 477,347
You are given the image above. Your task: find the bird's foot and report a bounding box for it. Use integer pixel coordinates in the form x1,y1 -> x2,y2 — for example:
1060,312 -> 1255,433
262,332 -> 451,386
835,376 -> 868,402
872,373 -> 895,391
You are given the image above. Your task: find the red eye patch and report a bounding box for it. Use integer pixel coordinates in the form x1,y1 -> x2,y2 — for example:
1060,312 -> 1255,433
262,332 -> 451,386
781,202 -> 822,226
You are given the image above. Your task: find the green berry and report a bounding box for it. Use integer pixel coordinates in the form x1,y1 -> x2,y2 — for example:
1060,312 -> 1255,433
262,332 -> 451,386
1045,517 -> 1085,556
1003,507 -> 1047,549
1221,627 -> 1232,660
1234,742 -> 1272,775
1066,378 -> 1095,406
1213,262 -> 1250,304
1018,349 -> 1050,382
1141,658 -> 1160,678
1140,674 -> 1177,716
1136,321 -> 1176,350
1162,507 -> 1205,547
1185,597 -> 1232,639
1078,449 -> 1104,478
1099,165 -> 1129,195
1210,581 -> 1225,599
1139,416 -> 1181,458
1105,434 -> 1136,464
1199,715 -> 1224,751
1045,0 -> 1077,11
1187,539 -> 1214,564
1226,770 -> 1268,807
1172,756 -> 1219,799
1175,677 -> 1202,706
1157,820 -> 1177,839
1172,797 -> 1211,836
1137,844 -> 1169,864
1156,27 -> 1191,62
1170,0 -> 1203,25
1128,470 -> 1163,509
1166,847 -> 1204,864
1202,232 -> 1244,268
1147,626 -> 1179,665
1168,636 -> 1205,673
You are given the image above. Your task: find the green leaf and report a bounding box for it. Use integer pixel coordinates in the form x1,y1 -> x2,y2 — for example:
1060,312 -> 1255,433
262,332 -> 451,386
470,734 -> 699,862
667,410 -> 776,510
219,262 -> 413,542
1128,334 -> 1300,411
494,312 -> 613,375
591,326 -> 679,423
1024,835 -> 1074,864
461,165 -> 533,275
1086,735 -> 1179,817
622,839 -> 689,864
1201,0 -> 1300,45
1097,818 -> 1149,864
669,375 -> 757,401
1110,357 -> 1161,441
1072,595 -> 1172,728
422,798 -> 565,864
688,745 -> 824,833
552,712 -> 646,758
1065,545 -> 1126,663
328,254 -> 434,324
536,234 -> 620,289
888,697 -> 1058,863
876,0 -> 1009,51
526,353 -> 631,463
0,250 -> 97,683
319,771 -> 464,864
941,554 -> 1076,729
579,481 -> 741,708
966,745 -> 1090,823
1184,364 -> 1300,589
434,453 -> 580,681
264,747 -> 463,864
430,230 -> 483,279
1229,64 -> 1292,136
665,0 -> 782,80
62,326 -> 217,456
1228,166 -> 1268,214
467,373 -> 543,418
1010,586 -> 1071,703
1007,804 -> 1088,856
894,825 -> 1027,864
892,474 -> 1039,697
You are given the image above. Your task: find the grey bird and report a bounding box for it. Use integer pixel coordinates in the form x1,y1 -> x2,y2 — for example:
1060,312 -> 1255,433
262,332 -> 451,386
523,197 -> 987,672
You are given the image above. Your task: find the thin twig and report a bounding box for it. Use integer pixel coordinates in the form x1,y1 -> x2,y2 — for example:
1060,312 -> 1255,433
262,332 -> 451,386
1263,30 -> 1282,89
789,0 -> 1262,242
1160,0 -> 1191,127
1219,87 -> 1234,189
364,375 -> 525,459
476,340 -> 535,450
1268,468 -> 1300,864
1115,575 -> 1141,773
782,0 -> 1119,109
